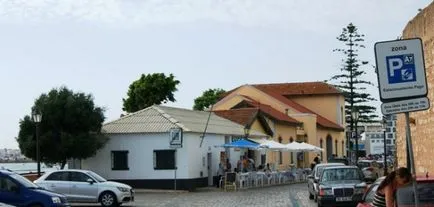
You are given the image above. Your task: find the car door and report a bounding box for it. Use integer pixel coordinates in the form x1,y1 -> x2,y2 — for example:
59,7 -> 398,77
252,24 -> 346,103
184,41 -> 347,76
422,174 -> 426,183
69,171 -> 99,203
0,176 -> 23,206
40,172 -> 71,198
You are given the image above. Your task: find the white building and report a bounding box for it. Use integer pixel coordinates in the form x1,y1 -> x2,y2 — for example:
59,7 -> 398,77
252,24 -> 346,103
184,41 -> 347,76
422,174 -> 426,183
81,105 -> 266,191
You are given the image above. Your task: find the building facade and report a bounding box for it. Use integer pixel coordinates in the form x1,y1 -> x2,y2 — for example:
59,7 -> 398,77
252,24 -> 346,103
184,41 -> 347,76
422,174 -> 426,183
213,82 -> 346,168
396,1 -> 434,175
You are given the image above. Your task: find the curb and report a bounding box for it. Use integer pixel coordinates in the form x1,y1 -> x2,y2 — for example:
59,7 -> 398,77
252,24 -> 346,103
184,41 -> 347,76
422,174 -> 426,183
134,189 -> 189,193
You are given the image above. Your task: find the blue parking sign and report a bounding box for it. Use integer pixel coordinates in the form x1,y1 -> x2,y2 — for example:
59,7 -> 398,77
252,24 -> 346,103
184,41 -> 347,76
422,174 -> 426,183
386,54 -> 416,84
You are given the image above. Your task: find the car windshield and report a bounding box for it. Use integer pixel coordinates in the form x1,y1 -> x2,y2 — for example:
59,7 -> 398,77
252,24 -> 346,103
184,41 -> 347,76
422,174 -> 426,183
316,165 -> 342,177
396,182 -> 434,206
321,168 -> 362,182
87,171 -> 107,182
10,174 -> 39,188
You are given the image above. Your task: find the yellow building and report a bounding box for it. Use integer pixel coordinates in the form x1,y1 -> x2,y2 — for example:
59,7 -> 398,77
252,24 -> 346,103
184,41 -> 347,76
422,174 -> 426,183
213,82 -> 346,168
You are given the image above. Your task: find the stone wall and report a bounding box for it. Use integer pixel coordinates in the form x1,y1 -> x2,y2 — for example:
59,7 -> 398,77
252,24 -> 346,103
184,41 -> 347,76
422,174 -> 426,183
396,1 -> 434,175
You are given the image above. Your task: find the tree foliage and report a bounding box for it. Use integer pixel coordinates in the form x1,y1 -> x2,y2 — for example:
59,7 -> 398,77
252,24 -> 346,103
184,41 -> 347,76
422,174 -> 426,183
329,23 -> 377,128
123,73 -> 180,113
16,87 -> 107,169
193,88 -> 226,111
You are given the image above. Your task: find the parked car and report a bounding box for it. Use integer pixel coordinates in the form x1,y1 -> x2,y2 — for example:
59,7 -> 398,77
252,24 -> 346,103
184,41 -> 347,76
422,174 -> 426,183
357,176 -> 434,207
316,166 -> 367,207
307,163 -> 345,202
34,169 -> 134,207
0,170 -> 70,207
356,177 -> 385,207
358,160 -> 383,182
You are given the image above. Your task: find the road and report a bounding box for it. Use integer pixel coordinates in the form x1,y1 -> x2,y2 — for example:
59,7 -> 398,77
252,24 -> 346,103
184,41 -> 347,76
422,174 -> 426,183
73,183 -> 317,207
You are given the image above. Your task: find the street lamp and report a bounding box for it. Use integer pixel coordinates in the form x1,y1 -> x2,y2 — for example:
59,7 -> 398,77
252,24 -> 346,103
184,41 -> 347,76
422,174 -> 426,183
32,111 -> 42,177
244,127 -> 250,139
351,109 -> 360,164
382,117 -> 389,176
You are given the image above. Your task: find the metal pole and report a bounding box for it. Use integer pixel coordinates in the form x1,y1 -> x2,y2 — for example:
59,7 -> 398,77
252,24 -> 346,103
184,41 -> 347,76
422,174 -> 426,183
36,123 -> 41,177
355,121 -> 359,164
405,112 -> 418,207
383,129 -> 388,176
174,149 -> 177,190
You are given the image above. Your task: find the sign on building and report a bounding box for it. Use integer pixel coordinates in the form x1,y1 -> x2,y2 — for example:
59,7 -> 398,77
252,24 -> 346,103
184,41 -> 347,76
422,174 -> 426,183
375,38 -> 430,115
169,128 -> 183,148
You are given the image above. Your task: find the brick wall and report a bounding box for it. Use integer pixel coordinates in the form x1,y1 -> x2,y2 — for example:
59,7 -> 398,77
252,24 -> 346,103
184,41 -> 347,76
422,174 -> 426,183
397,1 -> 434,175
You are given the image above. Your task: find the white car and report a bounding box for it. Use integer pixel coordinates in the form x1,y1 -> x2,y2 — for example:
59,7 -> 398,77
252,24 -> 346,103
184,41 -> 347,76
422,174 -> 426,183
34,169 -> 134,207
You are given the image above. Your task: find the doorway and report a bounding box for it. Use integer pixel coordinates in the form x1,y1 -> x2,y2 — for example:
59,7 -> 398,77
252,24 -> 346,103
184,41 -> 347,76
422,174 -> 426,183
207,153 -> 213,186
326,135 -> 333,159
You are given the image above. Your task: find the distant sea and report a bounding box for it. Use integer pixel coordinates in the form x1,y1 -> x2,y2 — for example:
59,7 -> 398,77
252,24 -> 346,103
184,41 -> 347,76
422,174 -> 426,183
0,162 -> 68,174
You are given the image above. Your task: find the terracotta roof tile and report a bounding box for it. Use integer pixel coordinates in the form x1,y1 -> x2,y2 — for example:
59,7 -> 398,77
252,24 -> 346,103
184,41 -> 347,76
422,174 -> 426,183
214,108 -> 258,126
241,101 -> 300,125
253,82 -> 341,96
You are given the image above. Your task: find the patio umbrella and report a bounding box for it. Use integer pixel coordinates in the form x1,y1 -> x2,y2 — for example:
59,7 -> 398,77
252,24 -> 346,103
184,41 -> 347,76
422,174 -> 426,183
217,139 -> 261,149
298,142 -> 324,153
259,140 -> 287,151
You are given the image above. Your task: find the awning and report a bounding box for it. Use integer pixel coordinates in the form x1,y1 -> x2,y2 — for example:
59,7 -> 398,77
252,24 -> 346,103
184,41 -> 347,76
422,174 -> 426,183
217,139 -> 260,149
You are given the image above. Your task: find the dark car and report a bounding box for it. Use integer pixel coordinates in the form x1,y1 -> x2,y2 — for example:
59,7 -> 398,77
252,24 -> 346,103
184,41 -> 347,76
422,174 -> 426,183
307,163 -> 345,202
0,170 -> 70,207
317,166 -> 367,207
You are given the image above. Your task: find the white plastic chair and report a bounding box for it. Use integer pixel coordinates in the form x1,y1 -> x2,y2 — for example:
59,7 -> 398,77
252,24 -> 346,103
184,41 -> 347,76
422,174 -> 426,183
238,173 -> 249,189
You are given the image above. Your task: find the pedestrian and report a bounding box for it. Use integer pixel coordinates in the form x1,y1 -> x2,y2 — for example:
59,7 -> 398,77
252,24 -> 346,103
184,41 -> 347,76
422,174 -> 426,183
313,154 -> 320,164
372,167 -> 412,207
225,158 -> 232,172
217,162 -> 225,188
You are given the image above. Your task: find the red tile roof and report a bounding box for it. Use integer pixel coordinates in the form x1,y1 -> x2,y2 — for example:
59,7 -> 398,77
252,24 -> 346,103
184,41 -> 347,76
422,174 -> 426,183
253,82 -> 341,96
241,101 -> 300,125
214,108 -> 258,126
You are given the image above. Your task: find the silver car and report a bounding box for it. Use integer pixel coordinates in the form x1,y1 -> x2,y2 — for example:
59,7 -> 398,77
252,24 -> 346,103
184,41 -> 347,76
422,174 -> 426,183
307,163 -> 344,202
34,170 -> 134,207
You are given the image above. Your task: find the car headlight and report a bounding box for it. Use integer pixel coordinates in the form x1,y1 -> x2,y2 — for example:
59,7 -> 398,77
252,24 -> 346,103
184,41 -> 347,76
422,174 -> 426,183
354,188 -> 365,194
117,187 -> 130,192
51,197 -> 62,204
319,188 -> 333,196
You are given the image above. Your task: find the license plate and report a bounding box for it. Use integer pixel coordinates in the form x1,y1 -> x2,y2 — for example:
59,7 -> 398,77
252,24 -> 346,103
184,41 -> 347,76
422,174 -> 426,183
336,197 -> 352,202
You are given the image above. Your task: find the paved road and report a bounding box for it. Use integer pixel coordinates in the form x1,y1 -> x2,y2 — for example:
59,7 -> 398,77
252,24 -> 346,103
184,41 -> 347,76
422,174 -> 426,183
73,183 -> 317,207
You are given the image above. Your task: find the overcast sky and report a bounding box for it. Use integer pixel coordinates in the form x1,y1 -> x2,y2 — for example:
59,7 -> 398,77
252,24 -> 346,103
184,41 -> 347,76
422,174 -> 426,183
0,0 -> 432,149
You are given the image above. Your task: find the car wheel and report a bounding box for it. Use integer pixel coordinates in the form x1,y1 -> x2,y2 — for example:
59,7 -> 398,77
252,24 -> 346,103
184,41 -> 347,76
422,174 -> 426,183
309,192 -> 314,200
100,191 -> 118,207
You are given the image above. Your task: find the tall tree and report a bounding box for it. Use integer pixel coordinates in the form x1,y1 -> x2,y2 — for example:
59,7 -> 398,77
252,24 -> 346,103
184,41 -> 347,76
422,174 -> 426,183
16,87 -> 107,169
123,73 -> 180,113
329,23 -> 378,128
193,88 -> 226,111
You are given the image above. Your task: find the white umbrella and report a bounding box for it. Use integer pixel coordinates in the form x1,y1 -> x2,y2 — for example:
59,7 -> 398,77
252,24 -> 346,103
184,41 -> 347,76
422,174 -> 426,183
285,142 -> 323,152
259,140 -> 287,151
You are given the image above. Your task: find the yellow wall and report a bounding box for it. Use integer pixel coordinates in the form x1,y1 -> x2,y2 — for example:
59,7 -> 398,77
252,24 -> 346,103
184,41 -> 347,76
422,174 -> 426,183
291,95 -> 345,127
317,129 -> 345,162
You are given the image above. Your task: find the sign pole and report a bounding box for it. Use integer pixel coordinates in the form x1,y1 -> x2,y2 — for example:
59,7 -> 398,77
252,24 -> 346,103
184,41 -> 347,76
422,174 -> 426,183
174,149 -> 177,191
405,112 -> 418,207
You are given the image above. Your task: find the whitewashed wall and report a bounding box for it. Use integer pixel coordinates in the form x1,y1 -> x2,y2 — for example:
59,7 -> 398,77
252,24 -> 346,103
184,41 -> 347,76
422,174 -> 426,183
82,132 -> 243,181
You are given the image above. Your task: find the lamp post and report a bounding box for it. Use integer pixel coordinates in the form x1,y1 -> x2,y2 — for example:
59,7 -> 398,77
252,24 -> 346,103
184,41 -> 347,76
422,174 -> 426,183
382,117 -> 389,176
244,127 -> 250,139
32,111 -> 42,177
351,109 -> 360,164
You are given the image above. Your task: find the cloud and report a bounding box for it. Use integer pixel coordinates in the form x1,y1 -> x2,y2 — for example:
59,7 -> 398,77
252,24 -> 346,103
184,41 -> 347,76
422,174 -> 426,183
0,0 -> 428,32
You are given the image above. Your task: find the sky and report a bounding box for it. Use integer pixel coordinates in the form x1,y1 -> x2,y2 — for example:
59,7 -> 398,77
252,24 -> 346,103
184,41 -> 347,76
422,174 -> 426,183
0,0 -> 432,149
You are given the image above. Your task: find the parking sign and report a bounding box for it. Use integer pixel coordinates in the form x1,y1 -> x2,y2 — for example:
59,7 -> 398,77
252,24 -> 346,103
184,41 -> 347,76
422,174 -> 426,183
375,38 -> 427,101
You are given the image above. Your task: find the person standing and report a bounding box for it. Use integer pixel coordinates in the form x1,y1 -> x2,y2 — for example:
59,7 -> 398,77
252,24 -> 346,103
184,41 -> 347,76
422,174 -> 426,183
225,158 -> 232,172
217,162 -> 225,188
372,167 -> 412,207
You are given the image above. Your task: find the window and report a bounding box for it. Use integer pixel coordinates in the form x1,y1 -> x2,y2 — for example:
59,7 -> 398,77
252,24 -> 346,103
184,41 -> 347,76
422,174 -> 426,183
342,141 -> 344,156
386,139 -> 392,144
393,128 -> 396,132
111,151 -> 129,170
46,172 -> 69,181
0,177 -> 18,192
388,133 -> 394,138
70,172 -> 92,182
290,137 -> 294,163
371,140 -> 375,143
387,122 -> 393,127
386,127 -> 391,132
278,137 -> 283,165
340,106 -> 344,125
154,150 -> 176,170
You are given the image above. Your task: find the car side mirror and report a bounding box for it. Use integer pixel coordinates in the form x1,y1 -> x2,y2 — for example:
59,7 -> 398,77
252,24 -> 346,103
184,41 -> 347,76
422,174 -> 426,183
87,178 -> 95,184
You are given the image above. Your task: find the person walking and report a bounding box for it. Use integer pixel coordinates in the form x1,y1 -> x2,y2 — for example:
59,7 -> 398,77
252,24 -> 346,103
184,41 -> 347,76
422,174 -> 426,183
372,167 -> 412,207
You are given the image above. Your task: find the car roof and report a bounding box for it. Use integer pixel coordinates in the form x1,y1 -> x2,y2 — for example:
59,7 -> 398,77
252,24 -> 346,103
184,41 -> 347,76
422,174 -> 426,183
0,170 -> 16,175
322,166 -> 359,170
45,169 -> 91,174
316,163 -> 344,167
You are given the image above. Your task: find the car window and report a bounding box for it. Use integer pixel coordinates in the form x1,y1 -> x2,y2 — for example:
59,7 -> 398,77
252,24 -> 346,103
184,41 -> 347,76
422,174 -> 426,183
358,162 -> 370,168
365,184 -> 379,203
316,165 -> 345,177
10,174 -> 38,188
321,168 -> 362,182
46,172 -> 69,181
396,182 -> 434,206
0,176 -> 18,192
70,172 -> 92,182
